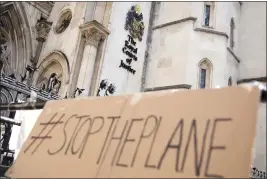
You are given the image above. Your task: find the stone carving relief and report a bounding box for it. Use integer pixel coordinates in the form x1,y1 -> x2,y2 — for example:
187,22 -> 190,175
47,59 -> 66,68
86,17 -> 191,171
82,27 -> 105,47
55,10 -> 72,34
20,64 -> 38,83
47,73 -> 61,93
0,16 -> 10,32
37,73 -> 61,95
36,61 -> 63,95
97,79 -> 116,97
0,5 -> 33,78
35,16 -> 52,41
0,28 -> 10,75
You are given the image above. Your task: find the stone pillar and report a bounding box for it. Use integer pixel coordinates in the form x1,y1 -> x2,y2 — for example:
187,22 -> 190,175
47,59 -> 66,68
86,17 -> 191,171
27,16 -> 52,86
75,20 -> 109,96
34,16 -> 52,65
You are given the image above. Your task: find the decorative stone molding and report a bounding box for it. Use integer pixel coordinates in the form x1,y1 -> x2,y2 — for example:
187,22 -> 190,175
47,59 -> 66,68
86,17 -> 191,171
35,16 -> 52,42
145,84 -> 192,92
27,2 -> 54,18
36,2 -> 54,11
153,17 -> 197,30
194,27 -> 229,39
82,28 -> 105,47
80,20 -> 110,47
227,47 -> 240,63
237,76 -> 267,84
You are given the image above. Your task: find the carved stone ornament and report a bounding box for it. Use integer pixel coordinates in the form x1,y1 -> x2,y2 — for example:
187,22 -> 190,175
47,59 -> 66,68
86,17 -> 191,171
55,11 -> 72,34
35,16 -> 52,41
82,27 -> 105,47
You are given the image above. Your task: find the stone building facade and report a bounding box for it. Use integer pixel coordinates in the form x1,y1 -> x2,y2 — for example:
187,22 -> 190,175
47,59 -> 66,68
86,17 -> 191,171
0,1 -> 266,172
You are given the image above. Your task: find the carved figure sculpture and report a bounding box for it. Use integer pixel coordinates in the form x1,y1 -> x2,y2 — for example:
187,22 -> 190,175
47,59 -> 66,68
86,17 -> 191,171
40,83 -> 46,91
53,80 -> 61,94
57,14 -> 71,33
20,64 -> 38,83
46,73 -> 61,94
47,73 -> 57,92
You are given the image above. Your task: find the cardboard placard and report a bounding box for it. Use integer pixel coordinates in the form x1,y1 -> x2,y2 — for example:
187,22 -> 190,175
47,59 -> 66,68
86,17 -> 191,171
6,86 -> 260,178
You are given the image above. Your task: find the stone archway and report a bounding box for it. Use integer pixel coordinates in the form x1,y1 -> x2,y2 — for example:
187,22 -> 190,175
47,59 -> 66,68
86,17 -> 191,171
33,51 -> 70,97
0,2 -> 33,78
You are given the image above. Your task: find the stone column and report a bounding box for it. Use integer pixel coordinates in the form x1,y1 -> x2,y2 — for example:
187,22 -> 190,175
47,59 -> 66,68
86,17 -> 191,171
34,16 -> 52,65
76,20 -> 109,96
27,16 -> 52,86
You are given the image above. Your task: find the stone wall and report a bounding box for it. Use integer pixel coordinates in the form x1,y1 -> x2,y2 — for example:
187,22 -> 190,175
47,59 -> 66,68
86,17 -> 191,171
145,2 -> 241,90
97,2 -> 152,96
33,2 -> 87,97
237,2 -> 266,80
21,2 -> 45,58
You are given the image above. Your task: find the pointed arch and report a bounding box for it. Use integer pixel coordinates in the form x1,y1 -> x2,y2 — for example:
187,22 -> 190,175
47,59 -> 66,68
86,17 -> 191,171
198,58 -> 213,89
33,51 -> 70,97
0,2 -> 33,78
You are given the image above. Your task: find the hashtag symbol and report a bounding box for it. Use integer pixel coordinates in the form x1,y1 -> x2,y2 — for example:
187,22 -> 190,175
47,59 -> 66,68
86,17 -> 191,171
24,113 -> 65,154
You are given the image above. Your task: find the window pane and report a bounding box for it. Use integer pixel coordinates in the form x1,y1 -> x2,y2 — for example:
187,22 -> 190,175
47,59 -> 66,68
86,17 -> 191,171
200,69 -> 206,88
205,5 -> 210,26
230,19 -> 234,49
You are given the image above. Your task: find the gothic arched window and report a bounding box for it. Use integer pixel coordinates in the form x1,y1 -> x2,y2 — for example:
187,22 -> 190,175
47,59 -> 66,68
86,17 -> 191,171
230,17 -> 235,49
228,76 -> 232,86
198,59 -> 212,89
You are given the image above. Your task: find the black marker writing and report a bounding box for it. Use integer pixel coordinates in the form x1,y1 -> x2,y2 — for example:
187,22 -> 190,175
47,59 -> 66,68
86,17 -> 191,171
24,113 -> 64,154
74,116 -> 105,158
131,115 -> 161,167
47,114 -> 77,155
97,116 -> 120,164
180,119 -> 211,176
116,118 -> 143,167
111,120 -> 129,166
204,118 -> 232,178
157,119 -> 184,171
144,115 -> 162,168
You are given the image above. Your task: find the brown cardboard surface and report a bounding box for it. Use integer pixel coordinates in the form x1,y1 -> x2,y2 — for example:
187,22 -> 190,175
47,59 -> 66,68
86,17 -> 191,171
6,86 -> 260,178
